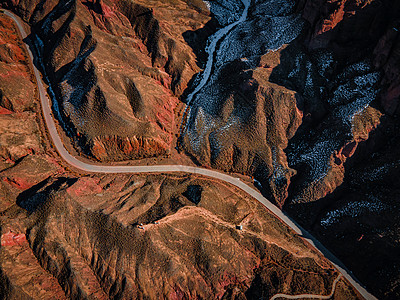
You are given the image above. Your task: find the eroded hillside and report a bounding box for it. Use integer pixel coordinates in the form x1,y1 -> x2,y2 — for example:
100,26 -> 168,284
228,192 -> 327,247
1,0 -> 400,298
0,10 -> 361,298
1,0 -> 214,162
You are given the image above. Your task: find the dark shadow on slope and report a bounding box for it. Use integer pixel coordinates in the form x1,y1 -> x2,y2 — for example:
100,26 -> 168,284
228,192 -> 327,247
132,195 -> 194,226
17,177 -> 77,213
182,184 -> 203,205
269,9 -> 400,295
21,1 -> 105,159
297,0 -> 399,59
267,33 -> 384,209
179,16 -> 220,103
183,17 -> 220,69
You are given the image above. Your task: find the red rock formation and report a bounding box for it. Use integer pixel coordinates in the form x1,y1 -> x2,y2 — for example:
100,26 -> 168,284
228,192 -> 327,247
7,173 -> 359,299
66,176 -> 102,197
300,0 -> 397,53
0,15 -> 37,113
0,0 -> 212,162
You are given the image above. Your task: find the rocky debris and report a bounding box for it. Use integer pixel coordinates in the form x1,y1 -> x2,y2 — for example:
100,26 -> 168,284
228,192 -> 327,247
0,173 -> 359,299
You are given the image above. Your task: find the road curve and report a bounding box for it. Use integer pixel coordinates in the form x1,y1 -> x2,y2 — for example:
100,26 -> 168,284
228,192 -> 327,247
3,9 -> 376,300
270,275 -> 342,300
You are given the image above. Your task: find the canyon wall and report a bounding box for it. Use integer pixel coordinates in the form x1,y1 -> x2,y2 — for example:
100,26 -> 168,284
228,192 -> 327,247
298,0 -> 400,114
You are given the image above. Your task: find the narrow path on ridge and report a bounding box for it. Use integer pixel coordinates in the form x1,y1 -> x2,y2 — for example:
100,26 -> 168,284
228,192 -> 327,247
1,8 -> 376,300
270,275 -> 342,300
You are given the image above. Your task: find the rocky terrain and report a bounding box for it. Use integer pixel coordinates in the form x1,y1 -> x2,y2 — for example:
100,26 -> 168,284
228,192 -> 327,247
179,0 -> 399,298
1,0 -> 214,162
180,0 -> 381,208
1,0 -> 400,298
1,172 -> 361,299
0,9 -> 361,299
0,12 -> 58,209
0,25 -> 357,297
285,0 -> 400,298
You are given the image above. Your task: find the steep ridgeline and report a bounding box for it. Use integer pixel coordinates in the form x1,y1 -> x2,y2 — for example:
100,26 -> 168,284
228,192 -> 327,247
297,0 -> 400,115
3,173 -> 360,299
180,0 -> 384,207
286,1 -> 400,299
0,0 -> 212,161
181,0 -> 305,207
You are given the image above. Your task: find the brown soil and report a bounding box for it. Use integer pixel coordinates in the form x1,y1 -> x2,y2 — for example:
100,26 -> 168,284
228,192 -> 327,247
1,172 -> 361,299
1,1 -> 400,298
1,0 -> 213,162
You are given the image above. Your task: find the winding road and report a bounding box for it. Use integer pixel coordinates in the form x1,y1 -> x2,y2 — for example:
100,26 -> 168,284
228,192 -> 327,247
2,8 -> 376,300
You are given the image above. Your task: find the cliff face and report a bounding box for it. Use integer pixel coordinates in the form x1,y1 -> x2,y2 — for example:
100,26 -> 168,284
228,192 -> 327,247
298,0 -> 400,114
180,0 -> 383,207
1,0 -> 212,161
286,1 -> 400,299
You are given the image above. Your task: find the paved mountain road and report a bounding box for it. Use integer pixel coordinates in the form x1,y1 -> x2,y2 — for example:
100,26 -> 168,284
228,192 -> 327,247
2,9 -> 376,300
